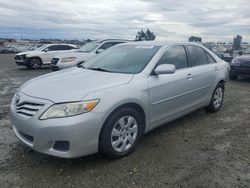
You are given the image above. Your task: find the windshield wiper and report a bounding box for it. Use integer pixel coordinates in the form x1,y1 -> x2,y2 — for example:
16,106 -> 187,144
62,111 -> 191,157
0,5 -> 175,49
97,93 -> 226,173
87,67 -> 113,72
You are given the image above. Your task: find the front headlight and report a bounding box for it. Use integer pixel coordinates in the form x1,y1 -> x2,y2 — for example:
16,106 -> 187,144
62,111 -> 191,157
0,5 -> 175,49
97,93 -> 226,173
61,57 -> 77,63
40,100 -> 99,120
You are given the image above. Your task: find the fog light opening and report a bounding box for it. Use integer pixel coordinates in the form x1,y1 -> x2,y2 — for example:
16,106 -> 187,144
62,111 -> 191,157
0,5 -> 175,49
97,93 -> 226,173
53,141 -> 70,152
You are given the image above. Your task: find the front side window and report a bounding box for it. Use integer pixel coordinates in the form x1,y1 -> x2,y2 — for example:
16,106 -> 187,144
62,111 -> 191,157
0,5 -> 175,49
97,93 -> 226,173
47,45 -> 62,51
158,45 -> 189,70
187,45 -> 208,66
83,45 -> 161,74
99,42 -> 113,50
78,42 -> 100,53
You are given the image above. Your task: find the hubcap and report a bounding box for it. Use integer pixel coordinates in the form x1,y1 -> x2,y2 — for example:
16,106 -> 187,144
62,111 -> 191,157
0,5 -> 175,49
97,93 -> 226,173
31,59 -> 40,68
213,87 -> 223,109
111,116 -> 138,153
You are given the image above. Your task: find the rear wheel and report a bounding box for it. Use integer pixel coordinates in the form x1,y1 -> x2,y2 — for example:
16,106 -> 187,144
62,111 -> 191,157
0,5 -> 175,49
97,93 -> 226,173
205,83 -> 224,113
27,57 -> 42,69
229,74 -> 238,80
100,107 -> 143,159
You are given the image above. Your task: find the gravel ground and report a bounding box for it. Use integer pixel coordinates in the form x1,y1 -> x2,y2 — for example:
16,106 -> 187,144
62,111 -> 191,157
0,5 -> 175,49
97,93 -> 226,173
0,54 -> 250,188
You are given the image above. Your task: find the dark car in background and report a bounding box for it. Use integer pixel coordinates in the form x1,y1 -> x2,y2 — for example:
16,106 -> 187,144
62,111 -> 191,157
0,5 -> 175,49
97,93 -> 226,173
229,47 -> 250,80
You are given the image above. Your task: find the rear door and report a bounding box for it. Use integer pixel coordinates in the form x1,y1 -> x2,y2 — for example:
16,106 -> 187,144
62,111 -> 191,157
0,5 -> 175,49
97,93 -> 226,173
148,45 -> 196,126
186,45 -> 219,105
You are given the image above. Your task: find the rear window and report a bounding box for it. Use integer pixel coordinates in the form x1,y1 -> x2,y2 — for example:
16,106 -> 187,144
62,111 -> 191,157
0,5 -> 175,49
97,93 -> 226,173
187,45 -> 208,66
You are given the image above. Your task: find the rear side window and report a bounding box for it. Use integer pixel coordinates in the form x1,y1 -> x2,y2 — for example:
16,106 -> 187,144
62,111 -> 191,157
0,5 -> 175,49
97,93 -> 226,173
158,45 -> 189,70
48,45 -> 61,51
60,45 -> 75,50
206,52 -> 217,64
187,45 -> 208,66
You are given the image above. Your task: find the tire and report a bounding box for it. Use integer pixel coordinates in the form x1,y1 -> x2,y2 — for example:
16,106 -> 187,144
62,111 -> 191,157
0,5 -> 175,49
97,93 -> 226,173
99,107 -> 143,159
205,83 -> 224,113
27,57 -> 42,69
229,74 -> 238,80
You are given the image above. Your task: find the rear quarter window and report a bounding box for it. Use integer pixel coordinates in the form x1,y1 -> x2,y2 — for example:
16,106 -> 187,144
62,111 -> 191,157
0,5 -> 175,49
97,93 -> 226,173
206,52 -> 217,64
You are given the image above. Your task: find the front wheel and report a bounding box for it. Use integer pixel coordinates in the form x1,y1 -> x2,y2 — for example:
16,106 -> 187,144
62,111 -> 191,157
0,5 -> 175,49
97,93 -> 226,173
205,83 -> 224,113
27,57 -> 42,69
99,108 -> 143,159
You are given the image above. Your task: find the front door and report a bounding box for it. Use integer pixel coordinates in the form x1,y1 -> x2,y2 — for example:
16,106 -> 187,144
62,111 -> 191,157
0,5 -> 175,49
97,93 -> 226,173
148,45 -> 196,127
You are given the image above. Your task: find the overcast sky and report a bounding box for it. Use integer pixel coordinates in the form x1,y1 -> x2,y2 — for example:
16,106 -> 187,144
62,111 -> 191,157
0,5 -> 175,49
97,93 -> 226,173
0,0 -> 250,42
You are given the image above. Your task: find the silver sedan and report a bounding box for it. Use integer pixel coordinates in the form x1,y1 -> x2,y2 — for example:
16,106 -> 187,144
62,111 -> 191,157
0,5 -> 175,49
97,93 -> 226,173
10,42 -> 229,158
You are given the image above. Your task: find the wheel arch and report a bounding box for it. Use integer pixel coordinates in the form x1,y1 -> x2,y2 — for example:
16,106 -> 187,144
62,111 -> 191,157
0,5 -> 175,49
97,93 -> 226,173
98,102 -> 146,151
27,56 -> 43,63
218,79 -> 226,89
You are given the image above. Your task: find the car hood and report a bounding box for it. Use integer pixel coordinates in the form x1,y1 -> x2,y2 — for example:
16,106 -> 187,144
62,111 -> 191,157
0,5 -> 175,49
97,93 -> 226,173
20,68 -> 134,103
17,51 -> 36,56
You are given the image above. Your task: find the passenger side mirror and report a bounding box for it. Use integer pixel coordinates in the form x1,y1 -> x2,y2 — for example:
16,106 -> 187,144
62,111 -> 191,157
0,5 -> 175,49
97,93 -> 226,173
96,49 -> 104,54
154,64 -> 176,75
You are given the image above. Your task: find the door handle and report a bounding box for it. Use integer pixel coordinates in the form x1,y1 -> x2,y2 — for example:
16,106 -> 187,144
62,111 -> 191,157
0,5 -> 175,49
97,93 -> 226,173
187,73 -> 192,80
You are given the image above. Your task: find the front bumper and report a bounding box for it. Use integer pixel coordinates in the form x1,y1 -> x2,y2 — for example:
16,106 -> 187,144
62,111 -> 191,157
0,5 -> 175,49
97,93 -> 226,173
10,95 -> 105,158
15,55 -> 27,66
230,65 -> 250,76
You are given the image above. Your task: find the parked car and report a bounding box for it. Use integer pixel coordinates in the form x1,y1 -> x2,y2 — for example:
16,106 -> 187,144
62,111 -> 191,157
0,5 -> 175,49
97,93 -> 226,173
50,39 -> 130,71
229,47 -> 250,80
15,44 -> 78,69
199,43 -> 233,63
10,42 -> 229,159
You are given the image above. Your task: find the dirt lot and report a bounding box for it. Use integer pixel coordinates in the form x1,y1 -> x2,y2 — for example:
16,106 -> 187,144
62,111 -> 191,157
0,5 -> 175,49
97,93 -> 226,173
0,54 -> 250,188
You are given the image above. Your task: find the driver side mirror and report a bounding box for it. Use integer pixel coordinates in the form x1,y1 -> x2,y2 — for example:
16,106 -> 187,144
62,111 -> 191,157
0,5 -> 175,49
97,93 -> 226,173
96,49 -> 104,54
154,64 -> 176,75
238,51 -> 243,56
43,48 -> 49,52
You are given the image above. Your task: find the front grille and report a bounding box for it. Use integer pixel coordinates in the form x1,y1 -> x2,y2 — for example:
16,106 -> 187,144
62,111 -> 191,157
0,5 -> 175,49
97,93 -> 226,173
242,61 -> 250,67
15,55 -> 26,60
15,101 -> 44,119
51,58 -> 59,65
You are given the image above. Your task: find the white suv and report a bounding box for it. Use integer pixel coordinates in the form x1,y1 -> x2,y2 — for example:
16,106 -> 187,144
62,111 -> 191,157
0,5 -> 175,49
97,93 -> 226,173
15,44 -> 77,69
50,39 -> 130,71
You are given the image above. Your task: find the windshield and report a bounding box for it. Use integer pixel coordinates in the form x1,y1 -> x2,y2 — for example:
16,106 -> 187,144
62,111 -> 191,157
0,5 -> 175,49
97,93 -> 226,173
83,45 -> 161,74
78,42 -> 100,52
34,45 -> 47,51
244,47 -> 250,54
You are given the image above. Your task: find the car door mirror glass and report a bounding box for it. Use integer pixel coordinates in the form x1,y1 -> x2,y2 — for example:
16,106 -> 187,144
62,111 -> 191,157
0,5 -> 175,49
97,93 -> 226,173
154,64 -> 176,75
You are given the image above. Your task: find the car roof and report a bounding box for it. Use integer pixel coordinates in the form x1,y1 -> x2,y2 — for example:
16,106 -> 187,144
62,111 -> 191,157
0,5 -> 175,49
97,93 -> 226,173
98,39 -> 134,43
117,41 -> 206,48
46,43 -> 76,47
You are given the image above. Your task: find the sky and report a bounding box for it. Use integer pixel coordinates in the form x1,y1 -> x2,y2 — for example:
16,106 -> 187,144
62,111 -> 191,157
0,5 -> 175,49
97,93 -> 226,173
0,0 -> 250,42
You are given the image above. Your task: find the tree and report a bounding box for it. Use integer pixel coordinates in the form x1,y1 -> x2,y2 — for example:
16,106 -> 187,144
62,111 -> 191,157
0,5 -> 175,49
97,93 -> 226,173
188,36 -> 202,42
135,29 -> 156,41
233,35 -> 242,50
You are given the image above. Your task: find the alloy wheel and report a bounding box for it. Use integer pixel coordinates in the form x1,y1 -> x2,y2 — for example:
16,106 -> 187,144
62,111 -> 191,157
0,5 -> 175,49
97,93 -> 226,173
213,87 -> 223,109
111,115 -> 138,153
